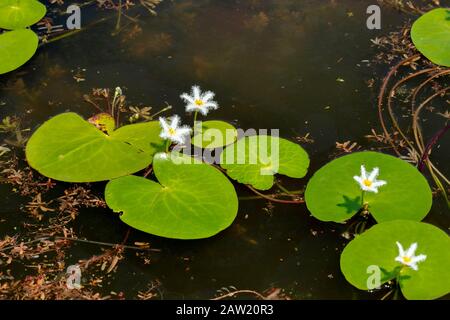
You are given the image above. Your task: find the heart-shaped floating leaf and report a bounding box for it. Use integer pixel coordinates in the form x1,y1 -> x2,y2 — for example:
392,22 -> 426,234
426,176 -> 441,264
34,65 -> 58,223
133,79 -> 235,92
305,151 -> 432,223
192,120 -> 238,149
411,8 -> 450,67
340,220 -> 450,300
0,0 -> 47,30
220,135 -> 309,190
0,29 -> 38,75
26,113 -> 164,182
105,152 -> 239,239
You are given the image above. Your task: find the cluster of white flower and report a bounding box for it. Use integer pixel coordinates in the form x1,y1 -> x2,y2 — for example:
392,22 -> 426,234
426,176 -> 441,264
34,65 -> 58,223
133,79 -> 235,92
159,85 -> 219,146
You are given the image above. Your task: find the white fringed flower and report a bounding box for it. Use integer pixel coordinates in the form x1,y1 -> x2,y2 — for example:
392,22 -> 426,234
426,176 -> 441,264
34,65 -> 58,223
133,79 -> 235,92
395,242 -> 427,271
180,85 -> 218,116
159,115 -> 191,145
353,165 -> 387,193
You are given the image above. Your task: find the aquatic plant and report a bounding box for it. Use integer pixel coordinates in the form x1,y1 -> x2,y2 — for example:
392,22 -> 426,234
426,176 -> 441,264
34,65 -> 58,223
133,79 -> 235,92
411,8 -> 450,67
305,151 -> 432,223
220,135 -> 310,191
0,0 -> 46,74
25,113 -> 164,182
340,220 -> 450,300
105,152 -> 238,239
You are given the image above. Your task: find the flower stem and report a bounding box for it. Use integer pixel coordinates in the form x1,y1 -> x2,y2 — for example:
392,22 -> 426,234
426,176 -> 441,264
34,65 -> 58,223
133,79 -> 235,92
165,140 -> 171,152
193,111 -> 199,132
361,190 -> 366,206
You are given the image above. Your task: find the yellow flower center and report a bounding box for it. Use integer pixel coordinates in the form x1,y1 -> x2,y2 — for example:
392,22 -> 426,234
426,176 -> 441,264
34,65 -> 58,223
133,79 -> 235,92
402,256 -> 411,263
168,128 -> 176,136
195,99 -> 204,106
363,179 -> 372,187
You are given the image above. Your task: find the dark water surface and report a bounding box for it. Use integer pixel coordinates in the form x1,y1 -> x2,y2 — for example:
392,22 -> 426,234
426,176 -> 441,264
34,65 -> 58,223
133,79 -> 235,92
0,0 -> 449,299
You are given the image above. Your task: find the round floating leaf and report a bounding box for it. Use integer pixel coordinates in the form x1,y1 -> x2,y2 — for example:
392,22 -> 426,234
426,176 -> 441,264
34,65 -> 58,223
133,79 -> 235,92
340,220 -> 450,300
305,151 -> 432,223
26,113 -> 164,182
192,120 -> 238,149
220,135 -> 310,190
0,29 -> 38,75
105,153 -> 239,239
0,0 -> 47,29
411,8 -> 450,67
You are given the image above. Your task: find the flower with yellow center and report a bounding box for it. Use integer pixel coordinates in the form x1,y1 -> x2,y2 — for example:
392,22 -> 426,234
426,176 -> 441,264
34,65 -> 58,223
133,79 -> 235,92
180,85 -> 219,116
159,115 -> 191,145
395,241 -> 427,271
353,165 -> 387,193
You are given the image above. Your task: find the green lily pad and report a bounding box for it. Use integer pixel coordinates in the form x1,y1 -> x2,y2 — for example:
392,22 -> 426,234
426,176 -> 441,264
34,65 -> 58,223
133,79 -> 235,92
220,135 -> 309,190
340,220 -> 450,300
192,120 -> 238,149
105,152 -> 239,239
305,151 -> 432,223
0,29 -> 38,75
26,112 -> 164,182
0,0 -> 46,30
411,8 -> 450,67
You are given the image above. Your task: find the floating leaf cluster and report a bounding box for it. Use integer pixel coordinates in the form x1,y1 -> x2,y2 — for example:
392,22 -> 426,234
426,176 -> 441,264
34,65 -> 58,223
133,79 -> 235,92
0,0 -> 46,74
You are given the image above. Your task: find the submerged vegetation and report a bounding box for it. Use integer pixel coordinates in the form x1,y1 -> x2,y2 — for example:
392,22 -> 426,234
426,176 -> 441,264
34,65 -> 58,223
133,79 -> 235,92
0,0 -> 448,300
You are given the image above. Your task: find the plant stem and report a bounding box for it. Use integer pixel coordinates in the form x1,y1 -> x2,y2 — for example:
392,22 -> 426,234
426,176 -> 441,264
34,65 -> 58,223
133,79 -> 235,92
115,0 -> 123,32
165,140 -> 171,152
275,181 -> 293,194
361,190 -> 365,206
193,111 -> 199,131
246,185 -> 304,204
152,104 -> 173,119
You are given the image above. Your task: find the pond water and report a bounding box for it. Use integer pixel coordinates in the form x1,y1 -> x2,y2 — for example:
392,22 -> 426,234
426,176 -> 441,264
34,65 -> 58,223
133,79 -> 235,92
0,0 -> 449,299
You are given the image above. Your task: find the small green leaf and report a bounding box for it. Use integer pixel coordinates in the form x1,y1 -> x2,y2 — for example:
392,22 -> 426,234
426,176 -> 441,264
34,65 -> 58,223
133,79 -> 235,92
340,220 -> 450,300
0,0 -> 47,30
411,8 -> 450,67
220,135 -> 309,190
192,120 -> 238,149
26,113 -> 164,182
0,29 -> 38,75
105,153 -> 239,239
305,151 -> 432,222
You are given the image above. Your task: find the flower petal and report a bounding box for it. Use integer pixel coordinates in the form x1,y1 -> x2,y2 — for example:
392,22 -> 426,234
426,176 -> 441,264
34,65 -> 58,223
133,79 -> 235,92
159,117 -> 169,132
353,176 -> 363,184
186,104 -> 199,113
409,263 -> 419,271
411,254 -> 427,264
180,93 -> 195,104
201,90 -> 215,102
170,115 -> 180,129
406,243 -> 418,257
396,241 -> 405,257
204,101 -> 219,110
192,85 -> 201,100
360,165 -> 367,180
368,167 -> 379,181
372,180 -> 387,188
